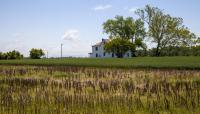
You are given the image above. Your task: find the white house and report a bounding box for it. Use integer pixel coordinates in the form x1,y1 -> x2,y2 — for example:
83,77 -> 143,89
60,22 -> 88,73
89,39 -> 132,58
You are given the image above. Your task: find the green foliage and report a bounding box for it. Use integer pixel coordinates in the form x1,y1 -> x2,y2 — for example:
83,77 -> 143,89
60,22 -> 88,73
135,49 -> 148,57
103,16 -> 146,57
196,37 -> 200,45
29,48 -> 45,59
103,16 -> 146,41
136,5 -> 198,56
6,50 -> 24,59
147,46 -> 200,56
104,38 -> 135,58
0,52 -> 5,59
103,16 -> 133,40
0,50 -> 23,60
192,45 -> 200,56
102,5 -> 199,57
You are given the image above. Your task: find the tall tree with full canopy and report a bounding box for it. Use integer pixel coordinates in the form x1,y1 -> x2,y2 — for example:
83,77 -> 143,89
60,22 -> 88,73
103,16 -> 146,57
136,5 -> 198,56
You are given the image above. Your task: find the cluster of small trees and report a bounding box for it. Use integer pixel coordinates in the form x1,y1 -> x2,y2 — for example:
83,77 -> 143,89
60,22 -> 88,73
0,50 -> 23,60
0,48 -> 45,60
103,5 -> 200,58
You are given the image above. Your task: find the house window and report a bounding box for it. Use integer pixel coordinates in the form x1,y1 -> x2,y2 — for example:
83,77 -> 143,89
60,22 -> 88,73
103,52 -> 106,56
112,53 -> 114,57
127,53 -> 129,57
96,53 -> 98,57
95,47 -> 98,51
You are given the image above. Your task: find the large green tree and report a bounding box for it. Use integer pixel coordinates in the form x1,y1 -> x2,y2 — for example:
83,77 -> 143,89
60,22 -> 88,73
103,16 -> 146,44
29,48 -> 45,59
136,5 -> 198,56
104,38 -> 135,58
103,16 -> 146,57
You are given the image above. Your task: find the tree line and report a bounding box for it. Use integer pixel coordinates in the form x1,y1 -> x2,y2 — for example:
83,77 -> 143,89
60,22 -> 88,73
0,50 -> 23,60
137,46 -> 200,56
0,48 -> 44,60
103,5 -> 200,58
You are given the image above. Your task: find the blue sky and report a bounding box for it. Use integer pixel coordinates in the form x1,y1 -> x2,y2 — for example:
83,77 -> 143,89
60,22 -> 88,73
0,0 -> 200,57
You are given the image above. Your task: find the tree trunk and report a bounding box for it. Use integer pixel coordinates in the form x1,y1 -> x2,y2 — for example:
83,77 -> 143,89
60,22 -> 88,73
120,52 -> 123,58
156,47 -> 159,56
117,55 -> 123,58
116,53 -> 122,58
116,53 -> 123,58
131,50 -> 136,57
156,43 -> 160,56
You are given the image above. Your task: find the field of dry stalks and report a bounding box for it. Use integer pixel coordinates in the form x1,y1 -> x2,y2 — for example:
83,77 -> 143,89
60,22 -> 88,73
0,65 -> 200,114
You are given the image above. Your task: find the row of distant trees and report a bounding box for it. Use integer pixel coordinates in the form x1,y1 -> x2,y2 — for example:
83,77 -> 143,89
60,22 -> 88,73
137,46 -> 200,57
0,50 -> 23,60
1,45 -> 200,60
0,48 -> 44,60
103,5 -> 200,58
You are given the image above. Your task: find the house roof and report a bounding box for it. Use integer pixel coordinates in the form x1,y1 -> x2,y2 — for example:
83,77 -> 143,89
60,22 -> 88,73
92,39 -> 109,46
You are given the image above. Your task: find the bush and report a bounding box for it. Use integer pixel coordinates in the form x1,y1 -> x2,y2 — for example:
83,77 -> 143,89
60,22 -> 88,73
104,38 -> 135,58
29,48 -> 45,59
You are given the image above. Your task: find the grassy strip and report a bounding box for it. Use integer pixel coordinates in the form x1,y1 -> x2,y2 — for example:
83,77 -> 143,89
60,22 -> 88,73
0,56 -> 200,69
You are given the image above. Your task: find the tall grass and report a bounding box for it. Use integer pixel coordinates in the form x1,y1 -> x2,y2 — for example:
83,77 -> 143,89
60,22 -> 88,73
0,65 -> 200,113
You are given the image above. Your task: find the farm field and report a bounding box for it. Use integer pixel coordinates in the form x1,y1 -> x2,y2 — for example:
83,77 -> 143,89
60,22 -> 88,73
0,0 -> 199,113
0,65 -> 200,113
0,56 -> 200,69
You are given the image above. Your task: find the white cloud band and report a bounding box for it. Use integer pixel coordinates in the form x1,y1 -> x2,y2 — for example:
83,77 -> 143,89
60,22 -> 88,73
94,5 -> 112,11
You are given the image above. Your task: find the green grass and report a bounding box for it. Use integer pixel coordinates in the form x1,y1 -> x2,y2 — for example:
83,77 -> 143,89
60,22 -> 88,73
0,56 -> 200,69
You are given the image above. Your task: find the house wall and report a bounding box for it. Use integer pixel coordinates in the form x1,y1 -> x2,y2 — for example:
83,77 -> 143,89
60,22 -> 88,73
90,44 -> 114,58
89,43 -> 132,58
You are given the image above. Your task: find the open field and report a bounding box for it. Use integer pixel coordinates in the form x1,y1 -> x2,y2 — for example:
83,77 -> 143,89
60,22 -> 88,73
0,65 -> 200,113
0,56 -> 200,69
0,57 -> 200,113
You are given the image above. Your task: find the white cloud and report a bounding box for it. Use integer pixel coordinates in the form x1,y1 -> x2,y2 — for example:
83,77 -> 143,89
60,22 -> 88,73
60,29 -> 90,57
62,29 -> 79,41
0,30 -> 90,58
94,5 -> 112,11
129,7 -> 138,13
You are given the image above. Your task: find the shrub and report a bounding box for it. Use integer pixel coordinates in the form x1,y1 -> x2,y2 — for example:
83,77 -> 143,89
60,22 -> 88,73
29,48 -> 45,59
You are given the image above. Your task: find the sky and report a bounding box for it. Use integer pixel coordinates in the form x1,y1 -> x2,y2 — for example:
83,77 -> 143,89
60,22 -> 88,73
0,0 -> 200,57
